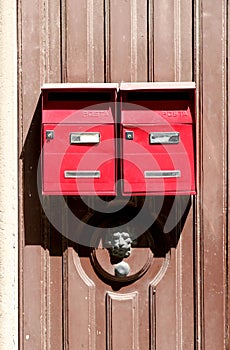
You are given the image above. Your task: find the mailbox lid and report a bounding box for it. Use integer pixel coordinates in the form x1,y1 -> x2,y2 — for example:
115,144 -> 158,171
120,82 -> 195,125
42,123 -> 116,195
120,82 -> 195,90
42,83 -> 118,124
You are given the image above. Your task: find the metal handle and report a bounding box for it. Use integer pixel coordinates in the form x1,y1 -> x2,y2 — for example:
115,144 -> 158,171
64,170 -> 101,178
149,132 -> 179,144
70,132 -> 100,144
144,170 -> 181,178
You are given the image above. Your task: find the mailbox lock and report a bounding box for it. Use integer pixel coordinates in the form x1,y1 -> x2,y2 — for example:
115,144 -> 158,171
46,130 -> 54,140
125,131 -> 134,140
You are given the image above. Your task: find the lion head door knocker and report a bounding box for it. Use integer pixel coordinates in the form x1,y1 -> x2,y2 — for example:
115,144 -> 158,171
106,231 -> 133,277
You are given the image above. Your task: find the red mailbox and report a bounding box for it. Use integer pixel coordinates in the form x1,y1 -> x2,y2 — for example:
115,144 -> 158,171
42,83 -> 118,195
120,82 -> 196,196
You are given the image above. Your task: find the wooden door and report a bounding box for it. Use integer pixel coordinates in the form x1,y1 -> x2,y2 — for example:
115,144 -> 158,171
18,0 -> 229,349
62,196 -> 192,349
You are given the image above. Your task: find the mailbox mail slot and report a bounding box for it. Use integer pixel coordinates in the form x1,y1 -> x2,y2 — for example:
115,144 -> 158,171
120,82 -> 196,196
42,83 -> 118,195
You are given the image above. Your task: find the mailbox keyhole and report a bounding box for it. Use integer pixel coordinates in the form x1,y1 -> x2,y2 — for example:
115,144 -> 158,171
125,131 -> 134,140
46,130 -> 54,140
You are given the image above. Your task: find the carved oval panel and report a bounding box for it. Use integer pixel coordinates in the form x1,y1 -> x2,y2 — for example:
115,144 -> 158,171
91,245 -> 153,283
76,198 -> 171,285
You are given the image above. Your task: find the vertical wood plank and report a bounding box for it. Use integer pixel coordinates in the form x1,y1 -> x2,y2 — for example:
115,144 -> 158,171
22,100 -> 44,350
23,247 -> 44,349
43,3 -> 63,348
41,197 -> 66,350
194,0 -> 204,348
107,0 -> 131,82
46,0 -> 61,82
149,286 -> 156,349
147,0 -> 154,81
200,0 -> 228,348
19,0 -> 62,348
153,0 -> 175,81
174,0 -> 193,81
63,2 -> 105,348
106,292 -> 139,350
107,0 -> 148,82
65,0 -> 87,82
47,213 -> 63,350
154,0 -> 192,81
67,249 -> 96,349
153,1 -> 194,348
155,250 -> 177,349
134,1 -> 149,81
48,254 -> 63,349
155,206 -> 194,350
65,0 -> 104,82
228,2 -> 230,348
20,0 -> 41,142
176,206 -> 194,349
20,0 -> 61,142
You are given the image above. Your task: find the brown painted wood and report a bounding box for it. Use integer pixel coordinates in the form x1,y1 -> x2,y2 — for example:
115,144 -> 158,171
48,219 -> 63,349
108,0 -> 132,82
106,292 -> 139,350
64,0 -> 104,82
153,2 -> 194,348
65,224 -> 171,350
154,0 -> 192,82
65,197 -> 192,350
228,1 -> 230,347
154,0 -> 175,82
19,0 -> 62,349
18,0 -> 229,349
200,0 -> 228,348
67,248 -> 96,349
108,0 -> 148,82
21,100 -> 45,350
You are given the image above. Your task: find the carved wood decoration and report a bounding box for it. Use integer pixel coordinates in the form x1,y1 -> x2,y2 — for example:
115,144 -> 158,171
64,197 -> 174,349
106,291 -> 139,350
18,0 -> 229,349
68,250 -> 96,349
67,238 -> 170,349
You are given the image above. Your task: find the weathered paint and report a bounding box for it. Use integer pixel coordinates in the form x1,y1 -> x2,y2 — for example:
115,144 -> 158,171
17,0 -> 229,349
